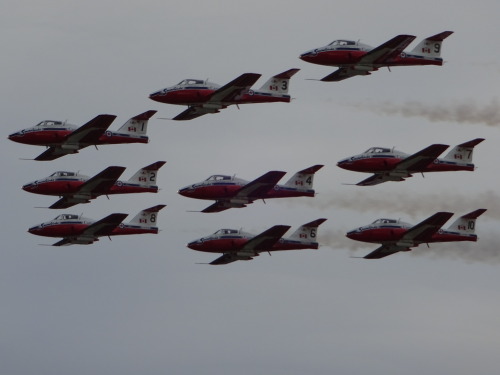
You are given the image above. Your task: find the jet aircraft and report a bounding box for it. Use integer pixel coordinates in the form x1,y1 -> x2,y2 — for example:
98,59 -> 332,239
8,110 -> 156,161
22,161 -> 166,209
346,209 -> 486,259
149,69 -> 300,120
28,205 -> 166,246
300,31 -> 453,82
178,165 -> 323,212
187,218 -> 327,265
337,138 -> 484,186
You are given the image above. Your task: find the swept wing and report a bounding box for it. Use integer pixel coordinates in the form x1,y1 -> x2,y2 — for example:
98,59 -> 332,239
362,212 -> 453,259
201,171 -> 287,213
356,144 -> 449,186
52,213 -> 128,246
49,166 -> 126,209
35,114 -> 117,161
209,225 -> 291,265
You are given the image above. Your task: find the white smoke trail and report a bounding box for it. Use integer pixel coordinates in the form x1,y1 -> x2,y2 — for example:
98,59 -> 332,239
351,99 -> 500,126
288,190 -> 498,221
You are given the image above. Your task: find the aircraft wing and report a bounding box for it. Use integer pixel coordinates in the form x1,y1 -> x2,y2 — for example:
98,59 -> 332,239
358,34 -> 416,65
208,225 -> 291,265
208,73 -> 262,103
401,212 -> 454,244
241,225 -> 291,252
320,67 -> 369,82
234,171 -> 287,199
363,245 -> 410,259
34,146 -> 71,161
49,166 -> 126,209
355,173 -> 393,186
395,144 -> 449,172
201,171 -> 287,212
81,213 -> 128,238
64,114 -> 117,145
172,106 -> 221,121
52,238 -> 75,247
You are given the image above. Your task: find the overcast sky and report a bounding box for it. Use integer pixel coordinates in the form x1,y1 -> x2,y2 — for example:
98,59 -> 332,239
1,1 -> 500,374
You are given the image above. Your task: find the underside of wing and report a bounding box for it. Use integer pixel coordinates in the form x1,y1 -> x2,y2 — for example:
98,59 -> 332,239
65,114 -> 117,145
355,173 -> 396,186
172,106 -> 220,121
209,73 -> 261,103
52,238 -> 74,247
34,147 -> 70,161
359,34 -> 416,65
49,197 -> 79,209
402,212 -> 454,244
209,252 -> 254,265
234,171 -> 287,199
363,245 -> 409,259
82,213 -> 128,238
320,67 -> 368,82
395,144 -> 449,172
201,201 -> 232,213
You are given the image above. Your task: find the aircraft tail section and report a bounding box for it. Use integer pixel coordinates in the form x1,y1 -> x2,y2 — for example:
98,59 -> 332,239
289,218 -> 327,244
258,68 -> 300,94
410,31 -> 453,58
283,165 -> 324,190
442,138 -> 484,164
128,161 -> 166,186
117,110 -> 157,135
129,204 -> 166,228
446,209 -> 486,235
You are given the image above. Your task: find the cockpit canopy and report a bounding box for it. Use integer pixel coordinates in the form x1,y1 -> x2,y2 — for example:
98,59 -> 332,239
328,40 -> 356,46
35,120 -> 64,127
372,218 -> 398,225
205,175 -> 232,182
364,147 -> 391,154
54,214 -> 79,221
177,79 -> 204,86
50,171 -> 76,177
214,229 -> 239,235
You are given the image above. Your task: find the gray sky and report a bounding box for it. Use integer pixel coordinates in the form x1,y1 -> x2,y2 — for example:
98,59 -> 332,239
1,1 -> 500,374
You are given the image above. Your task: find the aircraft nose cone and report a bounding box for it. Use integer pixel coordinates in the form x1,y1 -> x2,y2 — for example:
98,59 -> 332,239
22,182 -> 36,192
187,241 -> 199,250
7,131 -> 22,142
345,229 -> 359,240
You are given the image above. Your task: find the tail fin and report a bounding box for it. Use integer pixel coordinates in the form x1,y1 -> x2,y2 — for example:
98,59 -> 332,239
446,209 -> 486,235
258,68 -> 300,94
117,110 -> 157,135
128,161 -> 166,186
289,218 -> 327,243
442,138 -> 484,164
410,31 -> 453,58
284,165 -> 324,190
129,204 -> 166,227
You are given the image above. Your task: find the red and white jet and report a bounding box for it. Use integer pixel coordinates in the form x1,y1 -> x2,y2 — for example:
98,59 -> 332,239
300,31 -> 453,82
28,205 -> 166,246
347,209 -> 486,259
337,138 -> 484,186
149,69 -> 300,120
187,218 -> 327,265
8,110 -> 156,161
22,161 -> 166,209
178,165 -> 323,212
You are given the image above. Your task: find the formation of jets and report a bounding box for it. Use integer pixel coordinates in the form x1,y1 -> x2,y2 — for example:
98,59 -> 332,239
9,30 -> 487,263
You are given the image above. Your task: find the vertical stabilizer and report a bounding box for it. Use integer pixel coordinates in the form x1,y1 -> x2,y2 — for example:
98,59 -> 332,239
284,165 -> 324,190
289,218 -> 327,243
117,110 -> 157,135
442,138 -> 484,164
410,31 -> 453,58
258,69 -> 300,94
128,161 -> 166,186
446,209 -> 486,235
129,205 -> 166,227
